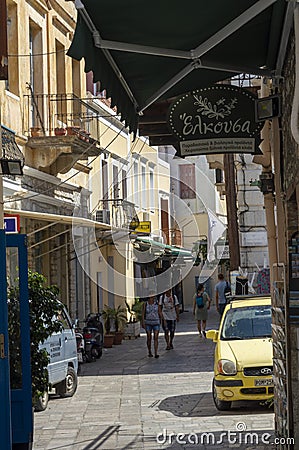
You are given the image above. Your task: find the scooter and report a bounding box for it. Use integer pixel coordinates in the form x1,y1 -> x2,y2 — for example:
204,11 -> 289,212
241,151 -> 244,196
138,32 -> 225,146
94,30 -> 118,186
74,319 -> 86,364
83,313 -> 104,362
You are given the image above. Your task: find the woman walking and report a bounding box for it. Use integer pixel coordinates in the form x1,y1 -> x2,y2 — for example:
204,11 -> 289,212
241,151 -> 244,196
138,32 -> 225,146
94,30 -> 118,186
193,283 -> 211,338
141,292 -> 162,358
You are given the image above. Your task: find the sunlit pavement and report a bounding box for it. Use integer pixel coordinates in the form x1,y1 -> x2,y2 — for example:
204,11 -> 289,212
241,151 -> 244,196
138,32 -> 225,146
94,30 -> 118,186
33,306 -> 274,450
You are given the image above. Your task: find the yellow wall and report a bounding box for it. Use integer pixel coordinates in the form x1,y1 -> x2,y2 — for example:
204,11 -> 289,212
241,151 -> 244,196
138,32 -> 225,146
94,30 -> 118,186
2,0 -> 85,140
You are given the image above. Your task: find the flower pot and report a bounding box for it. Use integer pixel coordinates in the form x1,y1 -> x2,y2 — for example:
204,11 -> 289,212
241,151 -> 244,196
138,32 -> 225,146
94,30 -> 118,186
113,331 -> 124,345
54,127 -> 66,136
66,126 -> 80,136
124,321 -> 140,339
103,334 -> 114,348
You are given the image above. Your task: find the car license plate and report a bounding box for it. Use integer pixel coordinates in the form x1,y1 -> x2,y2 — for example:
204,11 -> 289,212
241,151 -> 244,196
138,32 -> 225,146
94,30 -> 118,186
78,352 -> 83,363
254,378 -> 273,386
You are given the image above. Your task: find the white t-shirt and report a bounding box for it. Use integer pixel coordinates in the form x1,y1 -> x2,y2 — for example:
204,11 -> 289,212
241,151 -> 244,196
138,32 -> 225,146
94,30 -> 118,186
159,293 -> 179,320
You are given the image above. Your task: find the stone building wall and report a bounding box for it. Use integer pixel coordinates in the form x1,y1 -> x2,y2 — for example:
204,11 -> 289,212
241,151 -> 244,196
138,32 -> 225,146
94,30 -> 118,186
281,33 -> 299,199
281,29 -> 299,445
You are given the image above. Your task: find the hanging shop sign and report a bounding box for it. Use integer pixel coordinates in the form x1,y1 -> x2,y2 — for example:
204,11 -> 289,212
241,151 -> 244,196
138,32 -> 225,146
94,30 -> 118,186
216,244 -> 230,260
168,85 -> 263,157
134,221 -> 151,235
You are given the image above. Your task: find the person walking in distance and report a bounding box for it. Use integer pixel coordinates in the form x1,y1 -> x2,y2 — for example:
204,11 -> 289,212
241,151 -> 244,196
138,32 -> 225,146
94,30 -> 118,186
159,288 -> 180,350
141,292 -> 162,358
193,283 -> 211,338
215,273 -> 231,318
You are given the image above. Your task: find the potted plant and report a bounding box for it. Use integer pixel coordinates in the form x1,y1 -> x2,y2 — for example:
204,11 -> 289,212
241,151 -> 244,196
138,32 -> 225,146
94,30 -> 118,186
101,305 -> 115,348
66,126 -> 80,136
113,305 -> 127,345
54,127 -> 67,136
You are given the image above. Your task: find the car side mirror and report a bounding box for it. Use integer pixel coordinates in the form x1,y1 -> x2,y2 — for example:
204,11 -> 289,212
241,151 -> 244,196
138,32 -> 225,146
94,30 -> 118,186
206,329 -> 218,342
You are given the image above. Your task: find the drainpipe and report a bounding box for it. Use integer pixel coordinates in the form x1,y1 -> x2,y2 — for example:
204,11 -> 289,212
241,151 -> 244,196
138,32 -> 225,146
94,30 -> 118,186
253,80 -> 278,290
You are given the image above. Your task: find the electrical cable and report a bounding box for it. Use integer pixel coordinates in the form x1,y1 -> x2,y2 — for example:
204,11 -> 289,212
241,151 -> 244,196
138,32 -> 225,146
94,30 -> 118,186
3,124 -> 125,204
8,49 -> 70,58
3,108 -> 122,203
90,136 -> 147,215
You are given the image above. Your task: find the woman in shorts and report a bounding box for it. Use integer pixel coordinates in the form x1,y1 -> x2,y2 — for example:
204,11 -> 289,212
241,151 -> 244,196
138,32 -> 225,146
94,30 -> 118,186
142,292 -> 162,358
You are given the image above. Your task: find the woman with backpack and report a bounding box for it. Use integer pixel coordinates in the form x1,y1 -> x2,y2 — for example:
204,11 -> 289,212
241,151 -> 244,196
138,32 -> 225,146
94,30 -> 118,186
193,283 -> 211,338
141,292 -> 163,358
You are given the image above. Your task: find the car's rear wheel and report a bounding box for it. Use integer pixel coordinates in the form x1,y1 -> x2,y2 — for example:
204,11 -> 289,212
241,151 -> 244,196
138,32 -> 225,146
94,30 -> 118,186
212,379 -> 232,411
56,366 -> 78,398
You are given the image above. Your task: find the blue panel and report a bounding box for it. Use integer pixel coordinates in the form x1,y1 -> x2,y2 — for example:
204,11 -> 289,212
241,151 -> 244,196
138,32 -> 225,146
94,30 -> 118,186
0,230 -> 12,449
6,234 -> 33,447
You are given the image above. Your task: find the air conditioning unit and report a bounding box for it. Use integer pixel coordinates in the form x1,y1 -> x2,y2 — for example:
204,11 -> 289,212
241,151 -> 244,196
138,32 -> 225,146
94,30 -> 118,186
95,209 -> 110,224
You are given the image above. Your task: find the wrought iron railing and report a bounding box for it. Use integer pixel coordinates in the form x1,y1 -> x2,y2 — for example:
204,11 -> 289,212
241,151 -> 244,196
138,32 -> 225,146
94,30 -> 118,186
93,199 -> 138,229
1,125 -> 25,163
23,92 -> 113,141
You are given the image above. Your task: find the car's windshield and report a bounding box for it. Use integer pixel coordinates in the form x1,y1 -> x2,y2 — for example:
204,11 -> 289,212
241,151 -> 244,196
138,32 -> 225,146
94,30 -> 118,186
221,305 -> 272,340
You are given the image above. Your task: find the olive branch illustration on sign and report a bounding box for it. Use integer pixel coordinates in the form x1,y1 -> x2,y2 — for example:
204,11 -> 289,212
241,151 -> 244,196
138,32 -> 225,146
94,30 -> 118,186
193,95 -> 238,119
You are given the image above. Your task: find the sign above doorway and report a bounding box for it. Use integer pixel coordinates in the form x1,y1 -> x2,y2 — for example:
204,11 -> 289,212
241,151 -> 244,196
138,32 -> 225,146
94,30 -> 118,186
167,85 -> 264,157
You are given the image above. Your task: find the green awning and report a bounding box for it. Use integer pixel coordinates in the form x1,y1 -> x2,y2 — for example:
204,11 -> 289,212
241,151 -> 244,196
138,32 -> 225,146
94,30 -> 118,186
135,236 -> 194,260
68,1 -> 292,135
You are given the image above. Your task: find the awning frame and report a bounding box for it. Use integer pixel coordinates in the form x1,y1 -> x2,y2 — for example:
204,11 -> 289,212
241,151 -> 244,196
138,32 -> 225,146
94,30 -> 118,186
76,0 -> 277,114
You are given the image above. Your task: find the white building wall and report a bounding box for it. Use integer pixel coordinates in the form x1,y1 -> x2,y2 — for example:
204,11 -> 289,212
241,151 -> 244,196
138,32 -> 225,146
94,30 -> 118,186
236,154 -> 269,281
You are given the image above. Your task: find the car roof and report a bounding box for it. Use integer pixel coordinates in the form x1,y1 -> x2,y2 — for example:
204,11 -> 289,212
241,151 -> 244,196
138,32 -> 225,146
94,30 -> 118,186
227,295 -> 271,309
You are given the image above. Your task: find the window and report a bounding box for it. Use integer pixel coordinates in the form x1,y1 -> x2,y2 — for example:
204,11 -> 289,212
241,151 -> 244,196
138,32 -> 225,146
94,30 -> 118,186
141,165 -> 146,208
55,40 -> 66,125
113,165 -> 119,199
6,2 -> 19,95
29,21 -> 44,127
133,161 -> 139,206
179,164 -> 196,199
122,170 -> 127,201
149,170 -> 154,211
102,160 -> 108,209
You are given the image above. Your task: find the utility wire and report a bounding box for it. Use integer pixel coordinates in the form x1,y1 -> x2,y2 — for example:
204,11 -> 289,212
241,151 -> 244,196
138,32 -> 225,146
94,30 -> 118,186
4,124 -> 125,204
8,49 -> 70,58
90,137 -> 147,215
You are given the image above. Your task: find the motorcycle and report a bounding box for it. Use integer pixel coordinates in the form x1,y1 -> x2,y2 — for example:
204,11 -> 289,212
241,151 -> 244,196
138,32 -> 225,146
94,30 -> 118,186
83,313 -> 104,362
74,319 -> 86,364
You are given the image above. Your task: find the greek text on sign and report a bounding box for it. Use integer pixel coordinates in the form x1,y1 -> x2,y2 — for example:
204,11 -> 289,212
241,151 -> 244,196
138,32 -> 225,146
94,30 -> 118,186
135,221 -> 151,234
168,85 -> 263,156
180,138 -> 255,156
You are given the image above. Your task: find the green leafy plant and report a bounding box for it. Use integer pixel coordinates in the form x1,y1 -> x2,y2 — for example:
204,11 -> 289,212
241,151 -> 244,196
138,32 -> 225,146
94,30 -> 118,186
114,305 -> 127,332
8,270 -> 63,403
101,305 -> 115,334
131,298 -> 144,322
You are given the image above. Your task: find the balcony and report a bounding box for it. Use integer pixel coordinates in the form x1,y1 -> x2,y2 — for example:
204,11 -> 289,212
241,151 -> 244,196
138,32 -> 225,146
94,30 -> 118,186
93,199 -> 138,231
23,93 -> 106,175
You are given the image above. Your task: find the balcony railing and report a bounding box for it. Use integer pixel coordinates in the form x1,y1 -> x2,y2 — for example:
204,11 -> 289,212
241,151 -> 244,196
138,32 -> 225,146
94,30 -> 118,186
93,199 -> 138,230
23,93 -> 111,142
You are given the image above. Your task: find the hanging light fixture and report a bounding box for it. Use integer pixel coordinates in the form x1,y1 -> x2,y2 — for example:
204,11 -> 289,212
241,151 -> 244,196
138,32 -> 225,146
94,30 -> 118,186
0,158 -> 23,175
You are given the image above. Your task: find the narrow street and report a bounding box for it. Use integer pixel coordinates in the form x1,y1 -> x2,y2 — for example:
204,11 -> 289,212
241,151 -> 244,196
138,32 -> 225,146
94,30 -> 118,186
33,307 -> 274,450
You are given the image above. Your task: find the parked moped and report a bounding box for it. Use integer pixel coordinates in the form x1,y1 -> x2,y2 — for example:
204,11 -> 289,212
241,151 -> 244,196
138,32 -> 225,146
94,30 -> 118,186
74,319 -> 86,364
83,313 -> 104,362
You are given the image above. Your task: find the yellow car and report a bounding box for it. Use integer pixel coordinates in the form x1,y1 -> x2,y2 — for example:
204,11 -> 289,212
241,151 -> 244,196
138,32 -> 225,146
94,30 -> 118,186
207,295 -> 273,411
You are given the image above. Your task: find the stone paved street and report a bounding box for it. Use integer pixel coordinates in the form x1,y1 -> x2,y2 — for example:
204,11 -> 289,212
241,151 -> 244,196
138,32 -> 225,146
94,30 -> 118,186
33,307 -> 275,450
